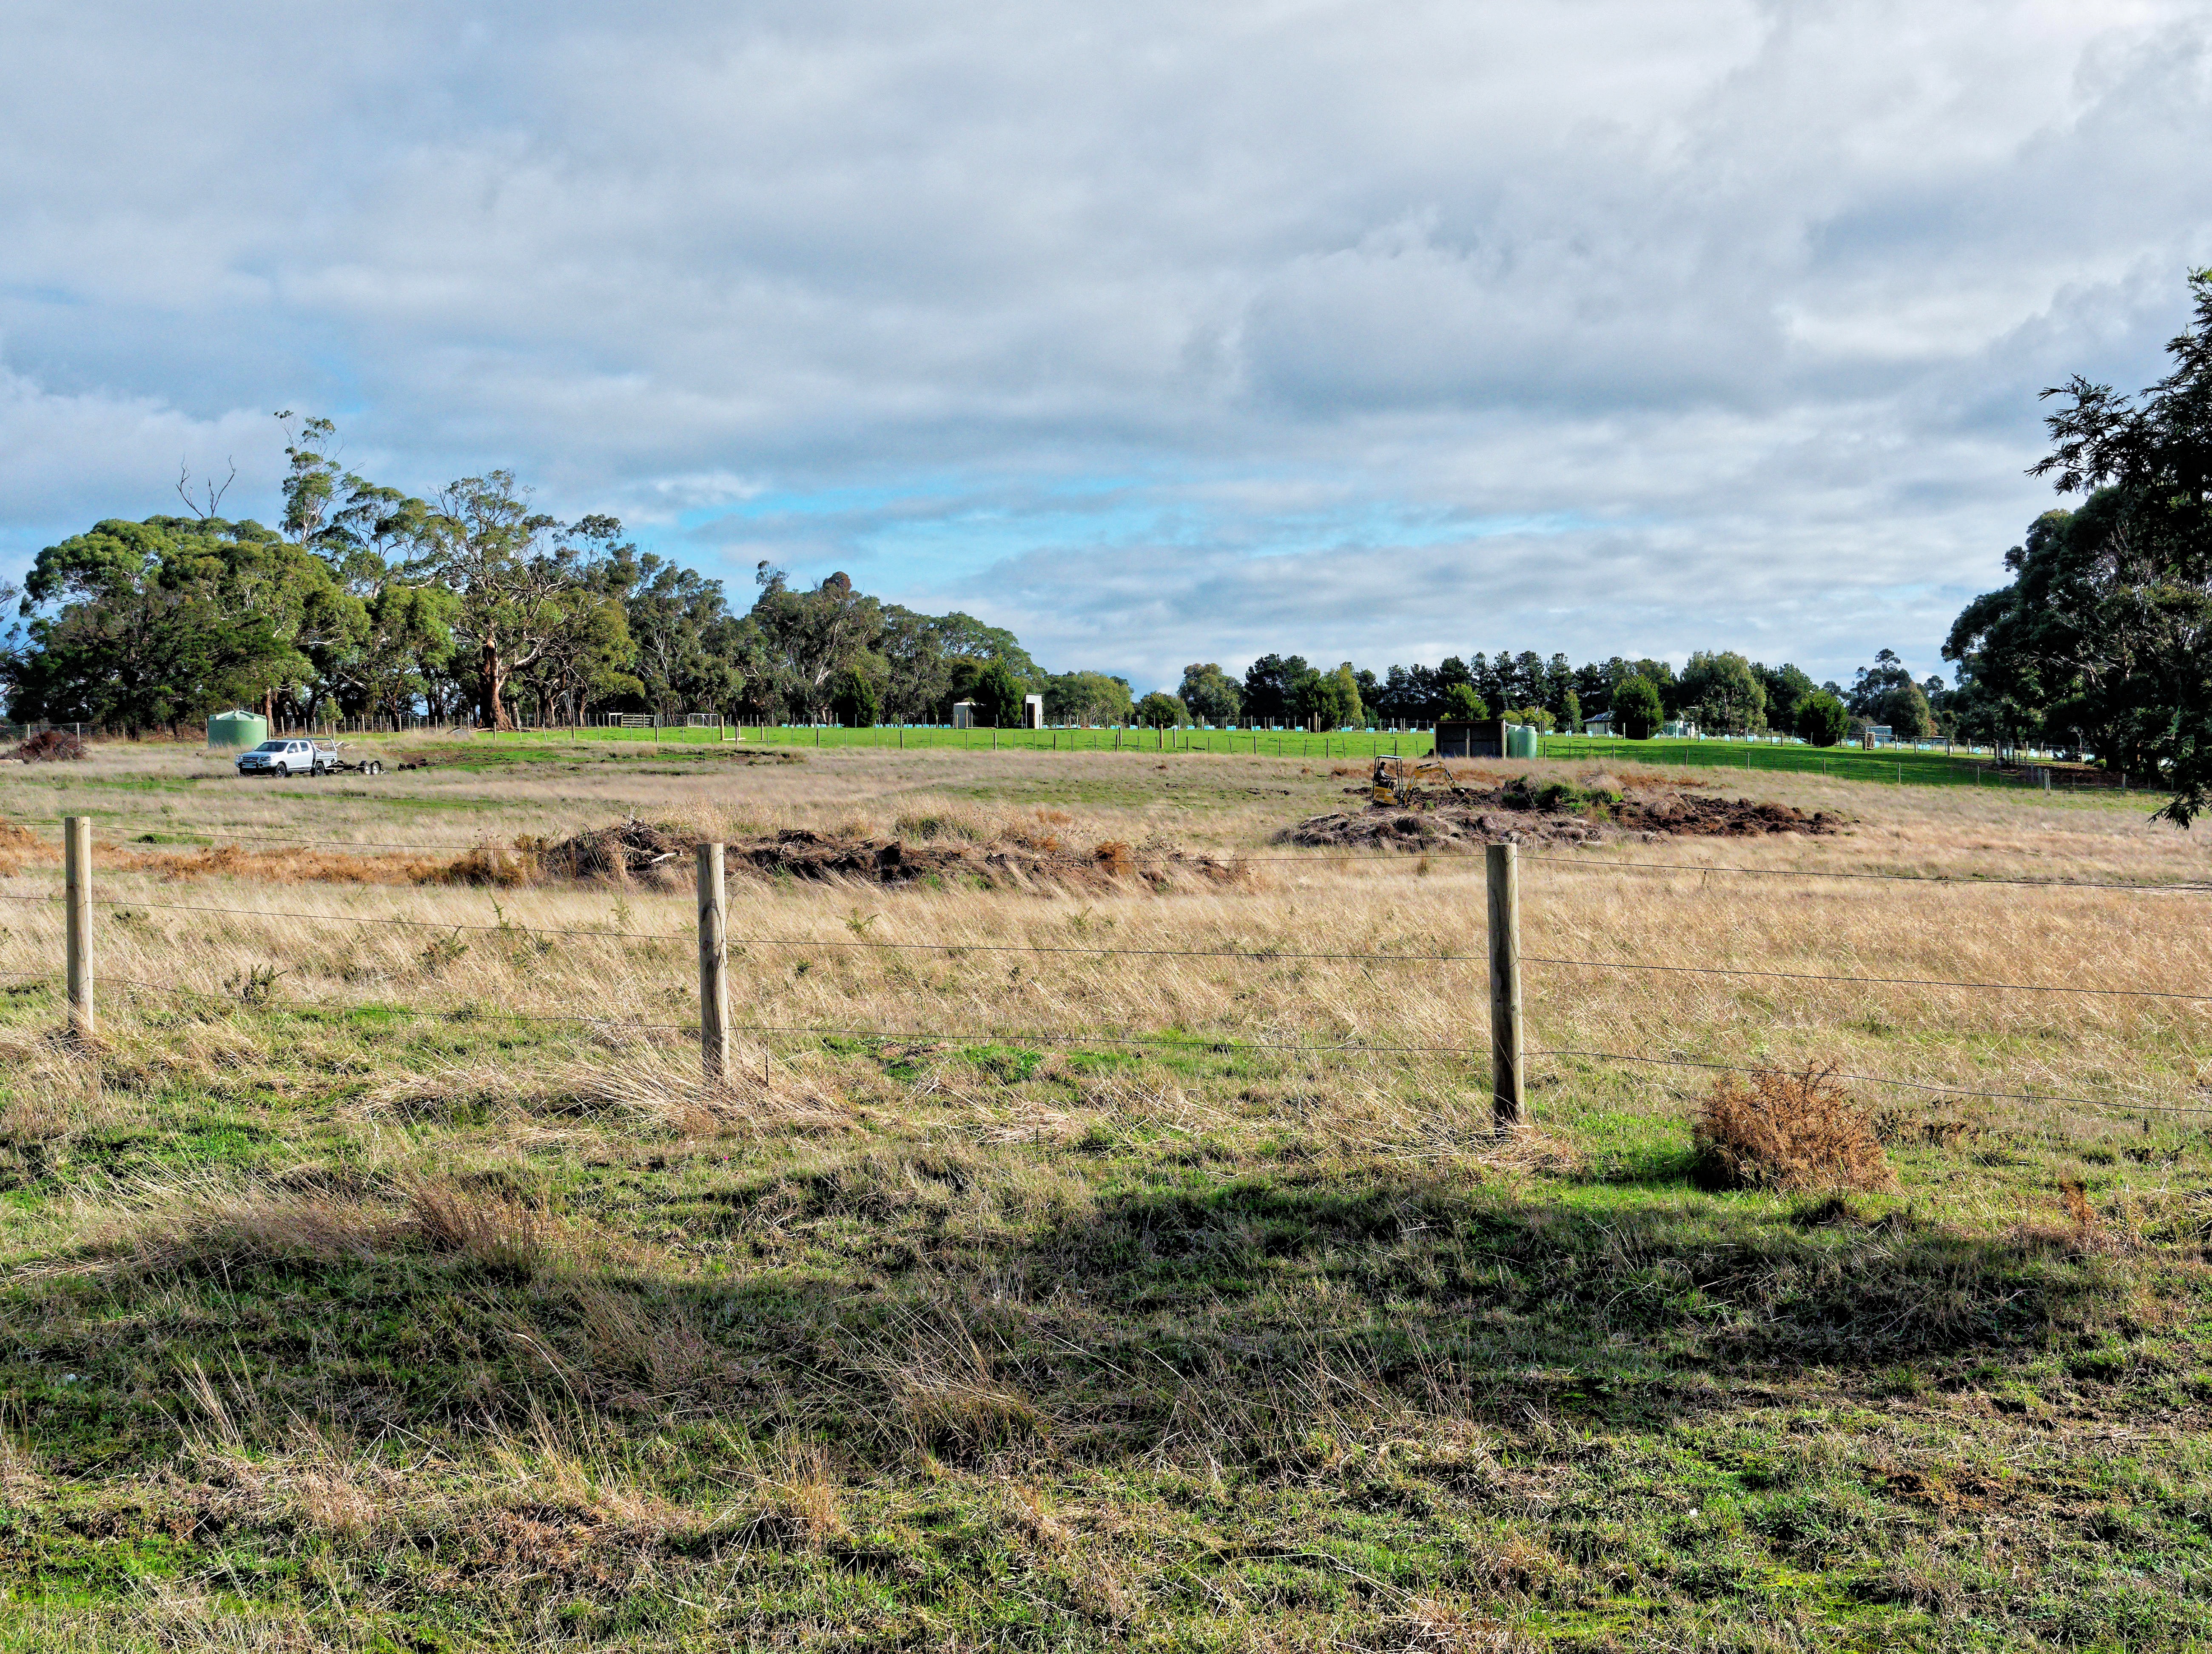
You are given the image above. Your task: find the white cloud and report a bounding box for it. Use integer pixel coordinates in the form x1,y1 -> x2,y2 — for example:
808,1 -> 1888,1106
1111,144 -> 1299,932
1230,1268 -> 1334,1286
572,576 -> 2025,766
1,0 -> 2208,681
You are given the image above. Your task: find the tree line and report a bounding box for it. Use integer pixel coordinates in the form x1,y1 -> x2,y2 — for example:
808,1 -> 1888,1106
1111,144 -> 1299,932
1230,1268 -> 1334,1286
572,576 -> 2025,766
0,412 -> 1919,750
1150,650 -> 1875,747
0,418 -> 1116,734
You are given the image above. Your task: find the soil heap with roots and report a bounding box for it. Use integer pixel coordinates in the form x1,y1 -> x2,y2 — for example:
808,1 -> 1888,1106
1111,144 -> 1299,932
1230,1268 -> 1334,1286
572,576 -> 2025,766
1284,773 -> 1841,851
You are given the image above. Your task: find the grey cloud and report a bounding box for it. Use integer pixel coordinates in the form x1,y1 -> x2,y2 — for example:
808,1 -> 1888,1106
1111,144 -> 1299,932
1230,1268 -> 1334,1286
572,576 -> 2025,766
1,0 -> 2207,680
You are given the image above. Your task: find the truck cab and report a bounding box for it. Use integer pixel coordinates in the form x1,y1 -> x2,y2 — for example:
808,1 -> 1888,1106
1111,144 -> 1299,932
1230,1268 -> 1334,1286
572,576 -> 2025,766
235,738 -> 325,777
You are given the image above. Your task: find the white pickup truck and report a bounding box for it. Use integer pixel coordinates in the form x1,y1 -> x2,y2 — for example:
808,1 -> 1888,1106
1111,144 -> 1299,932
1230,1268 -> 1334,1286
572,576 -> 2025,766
233,739 -> 384,778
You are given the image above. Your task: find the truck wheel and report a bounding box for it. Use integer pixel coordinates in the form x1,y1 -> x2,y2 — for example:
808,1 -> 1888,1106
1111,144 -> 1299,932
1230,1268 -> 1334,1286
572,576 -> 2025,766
273,762 -> 289,777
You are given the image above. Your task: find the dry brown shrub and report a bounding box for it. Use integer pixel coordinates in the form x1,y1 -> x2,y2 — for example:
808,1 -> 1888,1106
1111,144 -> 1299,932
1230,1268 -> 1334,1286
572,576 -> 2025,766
2059,1178 -> 2097,1230
1093,839 -> 1133,876
438,841 -> 536,887
1692,1064 -> 1894,1193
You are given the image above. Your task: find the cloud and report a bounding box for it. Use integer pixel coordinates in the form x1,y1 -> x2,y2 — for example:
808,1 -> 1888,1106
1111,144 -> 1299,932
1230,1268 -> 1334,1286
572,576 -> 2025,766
2,0 -> 2208,683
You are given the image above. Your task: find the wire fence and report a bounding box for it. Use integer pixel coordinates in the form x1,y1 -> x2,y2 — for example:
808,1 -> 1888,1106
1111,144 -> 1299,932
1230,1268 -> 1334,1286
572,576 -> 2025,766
4,817 -> 2206,1128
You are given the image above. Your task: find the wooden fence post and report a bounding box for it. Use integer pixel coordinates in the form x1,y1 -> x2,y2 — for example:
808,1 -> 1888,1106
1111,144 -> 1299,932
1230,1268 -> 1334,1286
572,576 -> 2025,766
697,842 -> 729,1084
64,815 -> 92,1039
1486,840 -> 1525,1130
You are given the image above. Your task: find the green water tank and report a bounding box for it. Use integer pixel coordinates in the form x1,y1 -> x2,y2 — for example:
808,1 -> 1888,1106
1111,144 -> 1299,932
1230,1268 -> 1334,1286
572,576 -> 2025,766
207,710 -> 268,750
1505,723 -> 1542,759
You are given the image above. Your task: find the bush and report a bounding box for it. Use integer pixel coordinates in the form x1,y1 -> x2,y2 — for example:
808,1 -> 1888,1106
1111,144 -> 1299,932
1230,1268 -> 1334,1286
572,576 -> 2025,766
832,670 -> 879,728
1693,1065 -> 1893,1193
1612,676 -> 1664,740
971,662 -> 1025,728
1796,690 -> 1849,747
1136,691 -> 1189,729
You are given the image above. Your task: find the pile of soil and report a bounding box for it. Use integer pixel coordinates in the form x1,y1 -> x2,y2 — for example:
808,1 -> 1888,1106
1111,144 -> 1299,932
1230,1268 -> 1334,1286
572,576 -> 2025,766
1284,777 -> 1840,851
11,730 -> 85,762
446,819 -> 1246,892
725,827 -> 1244,892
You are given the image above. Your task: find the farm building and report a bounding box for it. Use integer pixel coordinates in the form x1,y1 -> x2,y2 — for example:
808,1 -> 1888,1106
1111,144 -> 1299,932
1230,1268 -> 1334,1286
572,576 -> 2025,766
1436,718 -> 1520,758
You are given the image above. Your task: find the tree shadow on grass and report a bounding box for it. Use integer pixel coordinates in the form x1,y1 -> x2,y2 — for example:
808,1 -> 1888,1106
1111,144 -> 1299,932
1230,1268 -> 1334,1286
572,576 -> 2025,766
0,1151 -> 2177,1477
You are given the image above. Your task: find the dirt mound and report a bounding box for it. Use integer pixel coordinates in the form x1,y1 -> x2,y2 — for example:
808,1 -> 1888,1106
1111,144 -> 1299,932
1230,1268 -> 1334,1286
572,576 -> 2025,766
13,730 -> 85,762
728,827 -> 1242,891
1283,776 -> 1839,851
438,818 -> 1245,893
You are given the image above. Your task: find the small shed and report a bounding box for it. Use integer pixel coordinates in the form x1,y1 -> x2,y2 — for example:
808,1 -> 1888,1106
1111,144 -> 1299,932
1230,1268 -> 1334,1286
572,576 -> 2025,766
1022,694 -> 1044,730
952,701 -> 979,730
1582,710 -> 1615,736
1435,718 -> 1509,759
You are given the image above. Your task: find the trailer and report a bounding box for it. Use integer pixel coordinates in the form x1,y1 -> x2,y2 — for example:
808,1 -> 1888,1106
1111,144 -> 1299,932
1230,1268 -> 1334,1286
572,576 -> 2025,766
312,741 -> 384,776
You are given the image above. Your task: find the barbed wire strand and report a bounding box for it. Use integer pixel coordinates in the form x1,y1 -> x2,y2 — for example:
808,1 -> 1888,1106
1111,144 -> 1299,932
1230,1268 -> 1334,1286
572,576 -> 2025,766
1519,852 -> 2209,894
3,889 -> 2196,1004
74,979 -> 2212,1119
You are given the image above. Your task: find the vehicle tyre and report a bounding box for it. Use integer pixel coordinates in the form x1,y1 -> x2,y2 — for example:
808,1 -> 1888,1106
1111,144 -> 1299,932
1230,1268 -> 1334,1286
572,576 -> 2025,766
273,762 -> 288,777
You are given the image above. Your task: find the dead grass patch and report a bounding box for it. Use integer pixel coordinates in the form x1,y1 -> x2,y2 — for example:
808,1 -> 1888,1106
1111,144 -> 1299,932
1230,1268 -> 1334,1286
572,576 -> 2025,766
94,1181 -> 397,1276
556,1043 -> 850,1137
1692,1065 -> 1894,1194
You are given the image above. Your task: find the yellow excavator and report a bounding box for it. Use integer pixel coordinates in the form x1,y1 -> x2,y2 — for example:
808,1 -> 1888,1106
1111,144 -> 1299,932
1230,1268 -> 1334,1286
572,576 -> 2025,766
1371,754 -> 1466,805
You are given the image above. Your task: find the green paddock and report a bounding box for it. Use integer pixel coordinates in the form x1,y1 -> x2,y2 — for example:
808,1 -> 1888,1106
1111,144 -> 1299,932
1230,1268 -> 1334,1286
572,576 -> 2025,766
485,723 -> 2105,790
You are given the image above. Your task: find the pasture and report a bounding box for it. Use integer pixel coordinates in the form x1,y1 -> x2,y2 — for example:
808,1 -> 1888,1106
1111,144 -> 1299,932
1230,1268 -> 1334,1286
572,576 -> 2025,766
487,722 -> 2092,794
0,735 -> 2208,1651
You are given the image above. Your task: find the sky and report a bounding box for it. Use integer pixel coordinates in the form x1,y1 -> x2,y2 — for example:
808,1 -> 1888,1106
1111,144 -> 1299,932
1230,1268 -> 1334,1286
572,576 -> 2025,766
3,0 -> 2210,694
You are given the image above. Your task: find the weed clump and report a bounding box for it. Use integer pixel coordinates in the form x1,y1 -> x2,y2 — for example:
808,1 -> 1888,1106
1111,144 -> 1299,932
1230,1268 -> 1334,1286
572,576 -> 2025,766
1500,775 -> 1622,815
1692,1065 -> 1894,1194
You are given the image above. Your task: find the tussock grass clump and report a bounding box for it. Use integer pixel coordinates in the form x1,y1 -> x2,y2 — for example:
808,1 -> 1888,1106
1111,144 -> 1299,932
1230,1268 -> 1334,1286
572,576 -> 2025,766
407,1176 -> 551,1280
1692,1065 -> 1894,1193
861,1307 -> 1045,1458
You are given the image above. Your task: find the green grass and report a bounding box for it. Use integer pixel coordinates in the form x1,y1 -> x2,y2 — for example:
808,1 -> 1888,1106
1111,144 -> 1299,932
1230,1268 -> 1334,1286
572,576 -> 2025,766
3,989 -> 2209,1650
482,724 -> 2125,798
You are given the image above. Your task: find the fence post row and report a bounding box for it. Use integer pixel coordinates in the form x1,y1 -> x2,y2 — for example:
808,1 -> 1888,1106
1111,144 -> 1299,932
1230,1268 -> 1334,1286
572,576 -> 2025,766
697,842 -> 730,1084
1486,840 -> 1525,1130
64,815 -> 93,1039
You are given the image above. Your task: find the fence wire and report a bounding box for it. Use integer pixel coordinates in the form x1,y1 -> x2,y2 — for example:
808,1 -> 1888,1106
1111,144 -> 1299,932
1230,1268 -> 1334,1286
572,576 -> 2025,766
49,976 -> 2212,1120
4,821 -> 2207,1126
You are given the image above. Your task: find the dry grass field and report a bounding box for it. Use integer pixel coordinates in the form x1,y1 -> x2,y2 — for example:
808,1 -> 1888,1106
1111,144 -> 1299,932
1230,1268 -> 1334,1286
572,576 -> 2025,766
0,733 -> 2209,1651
